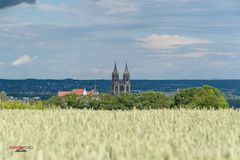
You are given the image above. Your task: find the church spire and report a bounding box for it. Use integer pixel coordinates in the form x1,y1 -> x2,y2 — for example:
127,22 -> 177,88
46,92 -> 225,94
113,61 -> 118,73
123,61 -> 130,84
124,61 -> 129,74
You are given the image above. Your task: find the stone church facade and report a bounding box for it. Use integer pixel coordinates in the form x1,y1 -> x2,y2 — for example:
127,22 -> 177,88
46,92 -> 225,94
111,62 -> 131,95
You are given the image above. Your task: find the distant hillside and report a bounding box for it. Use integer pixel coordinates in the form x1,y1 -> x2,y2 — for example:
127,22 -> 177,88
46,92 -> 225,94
1,79 -> 240,100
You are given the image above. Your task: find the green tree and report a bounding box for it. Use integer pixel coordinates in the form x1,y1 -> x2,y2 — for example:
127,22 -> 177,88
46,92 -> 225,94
0,91 -> 8,102
135,92 -> 171,109
172,85 -> 229,109
47,96 -> 68,109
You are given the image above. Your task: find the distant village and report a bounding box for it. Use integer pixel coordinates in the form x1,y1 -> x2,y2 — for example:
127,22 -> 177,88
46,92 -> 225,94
1,64 -> 240,107
58,62 -> 131,97
0,62 -> 131,101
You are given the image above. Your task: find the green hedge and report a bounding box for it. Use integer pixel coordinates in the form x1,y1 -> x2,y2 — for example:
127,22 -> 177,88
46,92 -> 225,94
47,85 -> 229,110
0,85 -> 230,110
172,85 -> 229,109
47,92 -> 172,110
0,101 -> 56,110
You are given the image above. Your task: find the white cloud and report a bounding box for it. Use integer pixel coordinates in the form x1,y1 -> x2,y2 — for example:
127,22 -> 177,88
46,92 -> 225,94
18,2 -> 82,13
94,0 -> 138,14
137,34 -> 211,50
37,4 -> 65,12
36,3 -> 81,13
207,61 -> 228,67
166,62 -> 173,67
184,52 -> 205,58
11,55 -> 36,67
183,49 -> 236,59
183,49 -> 209,58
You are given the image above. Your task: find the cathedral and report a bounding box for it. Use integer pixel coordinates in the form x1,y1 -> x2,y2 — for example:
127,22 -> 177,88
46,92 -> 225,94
112,62 -> 131,95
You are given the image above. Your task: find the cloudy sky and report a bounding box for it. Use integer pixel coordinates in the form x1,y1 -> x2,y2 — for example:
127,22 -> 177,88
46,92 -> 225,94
0,0 -> 240,79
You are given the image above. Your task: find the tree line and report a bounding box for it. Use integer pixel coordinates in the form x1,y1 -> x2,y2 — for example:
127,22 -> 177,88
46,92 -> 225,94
46,85 -> 229,110
0,85 -> 229,110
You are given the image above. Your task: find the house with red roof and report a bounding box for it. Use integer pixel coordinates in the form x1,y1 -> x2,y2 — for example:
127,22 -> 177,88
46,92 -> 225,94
58,88 -> 97,97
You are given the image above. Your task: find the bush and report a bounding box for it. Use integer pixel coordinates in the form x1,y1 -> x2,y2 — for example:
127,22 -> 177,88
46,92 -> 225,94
0,91 -> 8,102
0,85 -> 228,110
135,92 -> 171,109
47,92 -> 171,110
172,85 -> 229,109
0,101 -> 51,110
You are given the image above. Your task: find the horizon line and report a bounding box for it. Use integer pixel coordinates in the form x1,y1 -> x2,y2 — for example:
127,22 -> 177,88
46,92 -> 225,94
1,78 -> 240,81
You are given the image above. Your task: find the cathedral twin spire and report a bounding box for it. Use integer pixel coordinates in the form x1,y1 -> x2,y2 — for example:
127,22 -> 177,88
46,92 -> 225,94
112,62 -> 131,94
112,62 -> 129,75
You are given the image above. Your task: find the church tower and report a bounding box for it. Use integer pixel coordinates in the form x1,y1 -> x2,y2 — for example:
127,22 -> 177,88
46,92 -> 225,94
111,62 -> 131,95
112,62 -> 120,94
123,62 -> 131,93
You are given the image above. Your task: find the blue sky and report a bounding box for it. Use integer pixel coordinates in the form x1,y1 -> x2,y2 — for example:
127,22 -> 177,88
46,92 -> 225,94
0,0 -> 240,79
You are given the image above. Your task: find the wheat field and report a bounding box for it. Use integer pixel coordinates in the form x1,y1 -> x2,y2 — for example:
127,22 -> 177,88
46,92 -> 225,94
0,109 -> 240,160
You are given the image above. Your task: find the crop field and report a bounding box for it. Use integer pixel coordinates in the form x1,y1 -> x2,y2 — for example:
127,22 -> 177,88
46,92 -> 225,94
0,110 -> 240,160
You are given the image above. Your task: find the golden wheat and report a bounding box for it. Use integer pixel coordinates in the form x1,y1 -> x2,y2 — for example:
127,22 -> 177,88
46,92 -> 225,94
0,109 -> 240,160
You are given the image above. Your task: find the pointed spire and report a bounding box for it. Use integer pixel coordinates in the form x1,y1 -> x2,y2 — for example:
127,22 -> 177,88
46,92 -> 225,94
94,80 -> 97,91
124,61 -> 129,74
113,61 -> 118,73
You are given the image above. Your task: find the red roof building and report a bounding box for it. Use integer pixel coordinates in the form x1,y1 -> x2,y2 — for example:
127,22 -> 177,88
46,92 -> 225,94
58,91 -> 71,97
58,88 -> 97,97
